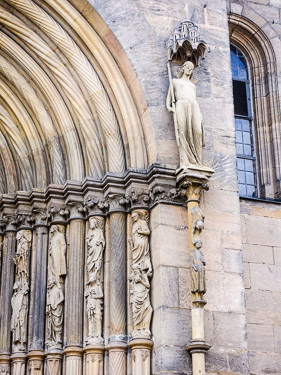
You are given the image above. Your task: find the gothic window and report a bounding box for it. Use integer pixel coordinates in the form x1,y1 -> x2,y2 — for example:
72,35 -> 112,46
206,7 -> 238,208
229,14 -> 281,200
231,45 -> 257,198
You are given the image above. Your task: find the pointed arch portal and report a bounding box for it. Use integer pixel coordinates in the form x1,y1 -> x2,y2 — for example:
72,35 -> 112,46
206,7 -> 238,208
0,0 -> 152,194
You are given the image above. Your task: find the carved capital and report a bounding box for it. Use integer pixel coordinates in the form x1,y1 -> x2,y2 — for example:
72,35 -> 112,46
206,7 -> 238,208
106,193 -> 128,213
149,185 -> 183,207
67,201 -> 86,221
48,205 -> 69,224
126,188 -> 150,210
85,196 -> 108,217
16,212 -> 35,230
32,208 -> 48,227
1,215 -> 17,232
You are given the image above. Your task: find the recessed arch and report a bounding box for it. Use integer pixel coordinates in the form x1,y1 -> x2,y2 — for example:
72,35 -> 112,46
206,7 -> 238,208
0,0 -> 155,194
229,14 -> 281,198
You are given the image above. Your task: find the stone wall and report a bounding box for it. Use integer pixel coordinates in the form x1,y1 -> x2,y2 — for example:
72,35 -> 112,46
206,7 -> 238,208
241,199 -> 281,375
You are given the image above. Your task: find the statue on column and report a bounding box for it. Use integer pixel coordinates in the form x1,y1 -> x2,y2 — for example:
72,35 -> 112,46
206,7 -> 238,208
46,278 -> 64,348
166,61 -> 205,168
11,230 -> 31,351
46,224 -> 66,349
48,225 -> 66,281
128,210 -> 152,339
85,216 -> 105,344
190,240 -> 206,300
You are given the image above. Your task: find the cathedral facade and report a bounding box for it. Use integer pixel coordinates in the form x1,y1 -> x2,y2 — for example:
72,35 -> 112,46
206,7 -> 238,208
0,1 -> 280,374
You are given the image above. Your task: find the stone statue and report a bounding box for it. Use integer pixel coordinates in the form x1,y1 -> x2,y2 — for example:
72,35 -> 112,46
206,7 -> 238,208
128,210 -> 152,339
190,240 -> 206,300
46,278 -> 64,348
191,206 -> 205,245
11,229 -> 31,351
48,225 -> 66,282
166,61 -> 205,168
46,224 -> 66,349
128,210 -> 152,275
85,216 -> 105,344
11,281 -> 28,351
129,263 -> 152,338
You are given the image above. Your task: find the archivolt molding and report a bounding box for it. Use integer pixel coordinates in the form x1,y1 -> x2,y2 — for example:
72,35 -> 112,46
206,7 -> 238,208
0,0 -> 150,194
229,14 -> 281,198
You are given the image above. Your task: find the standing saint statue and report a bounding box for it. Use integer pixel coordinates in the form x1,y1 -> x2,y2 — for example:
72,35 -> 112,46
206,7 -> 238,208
85,216 -> 105,344
166,61 -> 205,168
45,224 -> 66,349
128,210 -> 152,339
48,225 -> 66,282
11,229 -> 31,351
46,278 -> 64,348
190,240 -> 206,300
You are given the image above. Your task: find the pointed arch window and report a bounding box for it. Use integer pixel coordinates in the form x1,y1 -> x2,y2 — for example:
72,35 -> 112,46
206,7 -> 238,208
231,45 -> 257,198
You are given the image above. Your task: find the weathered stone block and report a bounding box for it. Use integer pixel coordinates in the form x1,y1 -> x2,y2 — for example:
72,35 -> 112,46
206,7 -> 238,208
250,263 -> 281,292
205,270 -> 246,313
152,307 -> 191,347
247,323 -> 274,352
243,243 -> 274,264
212,312 -> 247,349
221,248 -> 243,274
151,266 -> 179,309
178,267 -> 190,309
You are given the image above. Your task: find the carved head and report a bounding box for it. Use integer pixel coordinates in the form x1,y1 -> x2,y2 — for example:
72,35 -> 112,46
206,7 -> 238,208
195,219 -> 204,231
89,216 -> 97,229
16,230 -> 23,240
178,61 -> 194,79
194,239 -> 203,249
131,212 -> 139,222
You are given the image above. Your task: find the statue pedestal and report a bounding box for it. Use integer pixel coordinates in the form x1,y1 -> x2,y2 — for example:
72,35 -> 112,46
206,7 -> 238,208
176,165 -> 214,186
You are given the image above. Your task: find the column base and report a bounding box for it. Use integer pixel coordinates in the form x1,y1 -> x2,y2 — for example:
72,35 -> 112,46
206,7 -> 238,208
27,351 -> 44,375
11,352 -> 26,375
84,344 -> 105,375
129,339 -> 153,375
64,346 -> 83,375
0,354 -> 10,374
45,350 -> 62,375
106,340 -> 127,375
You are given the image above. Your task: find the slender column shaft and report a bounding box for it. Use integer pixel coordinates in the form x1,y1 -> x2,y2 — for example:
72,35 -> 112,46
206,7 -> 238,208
28,226 -> 48,374
0,230 -> 16,353
108,212 -> 127,375
28,226 -> 48,350
64,218 -> 84,373
178,178 -> 211,375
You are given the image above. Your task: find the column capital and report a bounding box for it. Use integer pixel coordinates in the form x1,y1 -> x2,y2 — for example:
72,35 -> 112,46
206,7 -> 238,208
186,339 -> 211,354
83,344 -> 105,355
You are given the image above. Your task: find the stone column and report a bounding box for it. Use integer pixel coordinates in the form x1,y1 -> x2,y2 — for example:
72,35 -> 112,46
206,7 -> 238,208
45,206 -> 69,375
63,202 -> 85,374
128,209 -> 153,375
27,210 -> 48,374
84,215 -> 105,374
176,170 -> 213,375
11,224 -> 32,374
0,216 -> 17,372
107,209 -> 127,375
